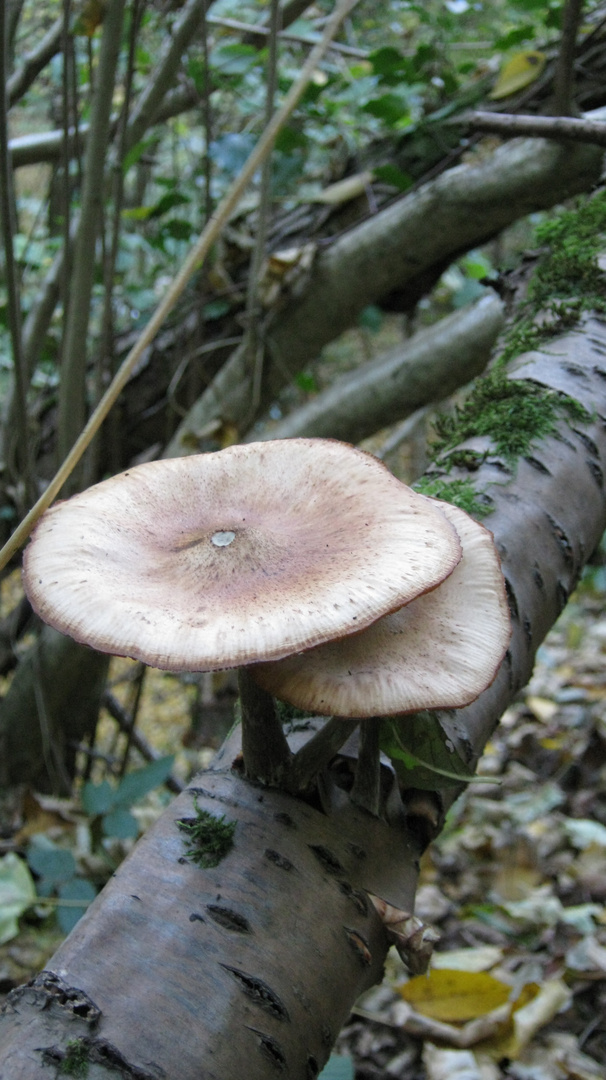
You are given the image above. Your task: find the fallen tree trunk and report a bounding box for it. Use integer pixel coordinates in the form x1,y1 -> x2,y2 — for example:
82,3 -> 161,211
3,266 -> 606,1076
250,292 -> 504,444
165,136 -> 602,455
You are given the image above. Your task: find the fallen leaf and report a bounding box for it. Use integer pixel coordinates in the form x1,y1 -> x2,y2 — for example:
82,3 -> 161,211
398,969 -> 511,1023
489,51 -> 547,100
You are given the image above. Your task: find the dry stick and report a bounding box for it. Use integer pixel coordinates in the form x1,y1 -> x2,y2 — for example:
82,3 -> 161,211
461,110 -> 606,146
0,0 -> 359,572
552,0 -> 584,117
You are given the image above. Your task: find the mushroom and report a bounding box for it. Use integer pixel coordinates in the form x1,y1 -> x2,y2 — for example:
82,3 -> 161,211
252,501 -> 511,718
23,440 -> 463,674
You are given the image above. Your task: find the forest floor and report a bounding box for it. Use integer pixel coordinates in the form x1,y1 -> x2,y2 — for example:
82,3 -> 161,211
335,571 -> 606,1080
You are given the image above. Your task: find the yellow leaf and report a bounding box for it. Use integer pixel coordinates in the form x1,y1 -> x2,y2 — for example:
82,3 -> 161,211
73,0 -> 107,37
398,969 -> 511,1022
480,980 -> 567,1061
489,51 -> 546,100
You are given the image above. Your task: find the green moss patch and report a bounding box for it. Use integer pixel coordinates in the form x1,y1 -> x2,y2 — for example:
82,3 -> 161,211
176,799 -> 236,868
59,1040 -> 89,1078
413,476 -> 492,518
432,370 -> 589,466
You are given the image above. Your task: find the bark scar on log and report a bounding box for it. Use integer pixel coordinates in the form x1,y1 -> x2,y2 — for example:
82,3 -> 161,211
206,904 -> 252,933
344,927 -> 372,966
6,970 -> 101,1023
338,880 -> 369,915
221,965 -> 290,1020
246,1027 -> 288,1071
264,847 -> 295,870
308,844 -> 345,875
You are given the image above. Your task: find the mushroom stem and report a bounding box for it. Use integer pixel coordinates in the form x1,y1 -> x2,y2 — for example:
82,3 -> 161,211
285,716 -> 359,794
351,721 -> 382,816
239,666 -> 292,784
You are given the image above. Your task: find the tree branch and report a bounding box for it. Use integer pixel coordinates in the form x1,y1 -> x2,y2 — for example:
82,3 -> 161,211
166,135 -> 602,455
462,108 -> 606,146
7,16 -> 62,105
250,293 -> 504,445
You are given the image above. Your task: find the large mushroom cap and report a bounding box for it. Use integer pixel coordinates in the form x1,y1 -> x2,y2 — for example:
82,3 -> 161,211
23,440 -> 462,672
253,501 -> 511,716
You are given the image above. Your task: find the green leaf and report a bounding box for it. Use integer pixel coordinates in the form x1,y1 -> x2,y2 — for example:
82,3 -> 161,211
369,46 -> 412,84
113,755 -> 175,809
210,44 -> 259,76
358,305 -> 383,332
147,191 -> 190,220
162,219 -> 195,242
204,299 -> 231,321
380,715 -> 492,788
0,853 -> 36,944
27,842 -> 77,884
361,92 -> 410,126
81,779 -> 115,816
373,164 -> 412,191
57,878 -> 97,934
102,809 -> 140,839
275,127 -> 308,153
494,24 -> 537,50
318,1055 -> 354,1080
295,371 -> 318,393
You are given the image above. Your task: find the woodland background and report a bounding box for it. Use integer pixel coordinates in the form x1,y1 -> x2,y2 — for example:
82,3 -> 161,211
2,1 -> 606,1078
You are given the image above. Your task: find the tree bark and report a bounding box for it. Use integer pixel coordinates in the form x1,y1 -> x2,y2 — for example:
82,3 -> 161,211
165,136 -> 602,455
3,303 -> 606,1076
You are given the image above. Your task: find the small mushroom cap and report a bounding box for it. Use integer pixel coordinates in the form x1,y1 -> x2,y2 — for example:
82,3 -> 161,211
253,501 -> 511,717
23,440 -> 462,672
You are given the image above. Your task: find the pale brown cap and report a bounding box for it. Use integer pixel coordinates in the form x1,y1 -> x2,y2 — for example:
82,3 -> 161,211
23,440 -> 462,672
253,501 -> 511,716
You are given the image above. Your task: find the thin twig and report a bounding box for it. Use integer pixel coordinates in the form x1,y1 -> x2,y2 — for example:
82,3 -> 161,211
0,0 -> 359,571
460,109 -> 606,147
207,14 -> 368,56
242,0 -> 281,427
102,689 -> 184,793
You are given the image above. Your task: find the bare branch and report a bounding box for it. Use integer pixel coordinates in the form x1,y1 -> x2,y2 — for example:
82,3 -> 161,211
7,16 -> 62,105
463,108 -> 606,146
252,294 -> 504,445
